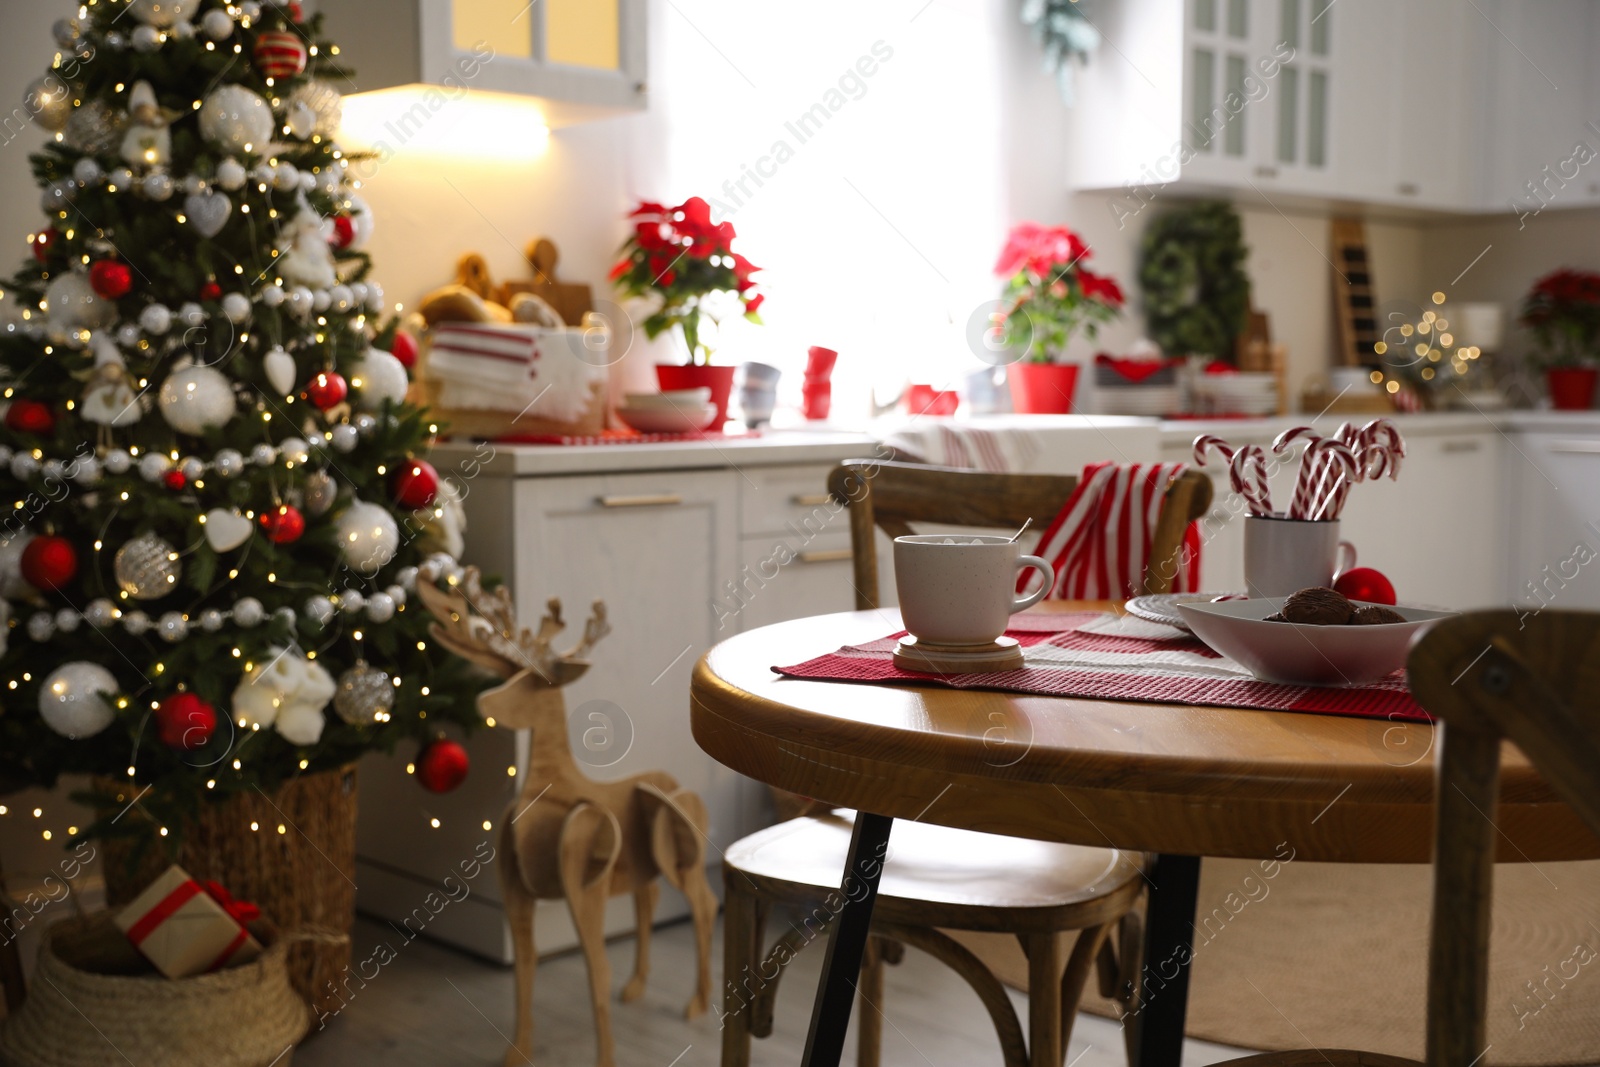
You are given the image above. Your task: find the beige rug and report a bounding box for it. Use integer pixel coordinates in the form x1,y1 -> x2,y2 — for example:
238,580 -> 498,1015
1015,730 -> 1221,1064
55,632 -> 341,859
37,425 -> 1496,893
953,859 -> 1600,1064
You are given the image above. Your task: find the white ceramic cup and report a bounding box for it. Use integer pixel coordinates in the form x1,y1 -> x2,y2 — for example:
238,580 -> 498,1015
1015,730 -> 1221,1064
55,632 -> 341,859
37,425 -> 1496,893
893,535 -> 1055,646
1243,515 -> 1357,597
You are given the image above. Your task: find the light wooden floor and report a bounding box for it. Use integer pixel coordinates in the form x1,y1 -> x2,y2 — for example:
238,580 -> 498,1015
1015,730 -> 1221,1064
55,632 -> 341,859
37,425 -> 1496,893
297,916 -> 1250,1067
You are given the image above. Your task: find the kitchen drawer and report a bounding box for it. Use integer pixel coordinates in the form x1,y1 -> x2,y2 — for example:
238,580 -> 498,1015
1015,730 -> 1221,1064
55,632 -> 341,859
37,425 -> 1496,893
737,463 -> 849,539
724,533 -> 856,632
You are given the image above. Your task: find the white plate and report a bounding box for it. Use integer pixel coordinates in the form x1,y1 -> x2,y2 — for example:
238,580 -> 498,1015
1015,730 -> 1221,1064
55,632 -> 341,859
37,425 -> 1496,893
1175,596 -> 1456,686
1124,592 -> 1243,632
623,389 -> 712,409
615,403 -> 719,433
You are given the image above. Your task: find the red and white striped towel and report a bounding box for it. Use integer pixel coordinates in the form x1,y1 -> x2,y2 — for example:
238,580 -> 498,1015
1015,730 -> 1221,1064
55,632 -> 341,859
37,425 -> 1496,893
880,424 -> 1042,472
426,323 -> 604,423
428,324 -> 542,387
1028,462 -> 1202,600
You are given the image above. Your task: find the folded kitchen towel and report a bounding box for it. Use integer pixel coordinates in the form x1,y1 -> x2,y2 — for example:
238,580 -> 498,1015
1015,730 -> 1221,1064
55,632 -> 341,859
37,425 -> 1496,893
1029,461 -> 1202,599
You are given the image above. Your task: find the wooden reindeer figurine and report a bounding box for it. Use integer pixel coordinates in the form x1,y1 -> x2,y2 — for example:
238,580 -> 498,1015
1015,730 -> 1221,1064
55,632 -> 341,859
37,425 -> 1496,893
419,568 -> 716,1067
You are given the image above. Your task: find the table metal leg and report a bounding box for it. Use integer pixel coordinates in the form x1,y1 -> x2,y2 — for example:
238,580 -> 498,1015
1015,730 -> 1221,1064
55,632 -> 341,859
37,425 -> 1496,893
1130,853 -> 1202,1067
799,812 -> 895,1067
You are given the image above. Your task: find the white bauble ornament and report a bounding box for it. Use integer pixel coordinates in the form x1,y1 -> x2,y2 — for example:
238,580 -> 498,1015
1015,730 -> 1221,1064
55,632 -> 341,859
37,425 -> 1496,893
24,75 -> 71,132
340,590 -> 365,614
329,284 -> 353,311
159,363 -> 234,433
337,500 -> 400,573
199,8 -> 233,39
116,323 -> 141,347
329,424 -> 359,453
287,286 -> 314,314
138,452 -> 171,481
141,173 -> 175,201
179,456 -> 204,480
27,613 -> 54,642
115,533 -> 181,599
304,596 -> 335,627
263,346 -> 296,395
109,166 -> 134,189
39,662 -> 118,739
198,85 -> 273,153
55,609 -> 80,634
273,162 -> 299,190
72,158 -> 103,185
214,157 -> 246,190
9,454 -> 38,481
351,350 -> 408,411
312,289 -> 331,312
202,508 -> 251,552
278,438 -> 309,465
252,162 -> 276,186
0,533 -> 33,599
260,284 -> 286,308
139,303 -> 172,335
53,19 -> 82,48
178,302 -> 205,327
364,592 -> 396,623
220,292 -> 251,324
129,0 -> 193,27
303,469 -> 337,515
46,272 -> 116,330
179,174 -> 204,196
131,25 -> 162,53
240,1 -> 261,18
103,449 -> 132,474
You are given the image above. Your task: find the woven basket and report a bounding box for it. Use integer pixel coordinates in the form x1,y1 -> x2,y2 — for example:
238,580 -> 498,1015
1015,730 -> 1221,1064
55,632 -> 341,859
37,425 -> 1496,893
98,765 -> 358,1016
0,913 -> 307,1066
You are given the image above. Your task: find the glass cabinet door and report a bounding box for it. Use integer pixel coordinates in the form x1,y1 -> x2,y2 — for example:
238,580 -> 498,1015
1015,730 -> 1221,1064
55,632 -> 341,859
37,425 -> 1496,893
1271,0 -> 1333,175
1186,0 -> 1254,163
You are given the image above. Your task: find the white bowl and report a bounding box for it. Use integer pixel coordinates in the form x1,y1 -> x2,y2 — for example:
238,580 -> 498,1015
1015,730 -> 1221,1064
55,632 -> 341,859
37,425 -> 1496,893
616,403 -> 719,434
1175,596 -> 1456,686
623,389 -> 713,409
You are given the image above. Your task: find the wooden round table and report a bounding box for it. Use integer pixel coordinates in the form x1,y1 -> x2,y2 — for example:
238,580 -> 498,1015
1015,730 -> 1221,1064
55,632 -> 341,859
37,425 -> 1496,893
690,606 -> 1598,1067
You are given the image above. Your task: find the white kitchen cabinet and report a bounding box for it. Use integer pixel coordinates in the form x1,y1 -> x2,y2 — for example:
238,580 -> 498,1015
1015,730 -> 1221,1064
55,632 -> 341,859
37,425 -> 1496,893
320,0 -> 647,127
354,437 -> 870,961
1506,432 -> 1600,614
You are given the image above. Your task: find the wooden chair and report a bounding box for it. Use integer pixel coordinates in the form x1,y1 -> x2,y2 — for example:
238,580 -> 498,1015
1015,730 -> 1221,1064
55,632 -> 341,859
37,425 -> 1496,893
827,459 -> 1215,609
721,461 -> 1214,1067
1207,610 -> 1600,1067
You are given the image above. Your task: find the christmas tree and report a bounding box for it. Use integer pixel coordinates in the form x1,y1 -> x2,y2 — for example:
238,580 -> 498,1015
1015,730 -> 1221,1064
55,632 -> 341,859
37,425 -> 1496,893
0,0 -> 481,849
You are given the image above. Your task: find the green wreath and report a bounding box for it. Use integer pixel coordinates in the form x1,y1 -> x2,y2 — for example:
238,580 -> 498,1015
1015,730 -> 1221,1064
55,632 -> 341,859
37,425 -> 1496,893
1139,201 -> 1252,359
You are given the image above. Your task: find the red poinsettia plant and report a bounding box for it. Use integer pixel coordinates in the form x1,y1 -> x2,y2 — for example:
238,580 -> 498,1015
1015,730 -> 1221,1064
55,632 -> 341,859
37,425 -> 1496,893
995,222 -> 1124,363
1520,268 -> 1600,368
610,197 -> 763,364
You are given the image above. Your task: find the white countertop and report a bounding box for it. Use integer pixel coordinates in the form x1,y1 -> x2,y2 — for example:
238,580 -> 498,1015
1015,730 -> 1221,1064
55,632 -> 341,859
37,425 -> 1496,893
1159,410 -> 1600,449
430,429 -> 878,477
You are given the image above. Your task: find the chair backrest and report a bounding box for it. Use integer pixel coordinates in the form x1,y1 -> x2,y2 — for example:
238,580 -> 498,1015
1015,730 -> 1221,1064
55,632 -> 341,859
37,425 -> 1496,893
825,460 -> 1214,610
1408,611 -> 1600,1067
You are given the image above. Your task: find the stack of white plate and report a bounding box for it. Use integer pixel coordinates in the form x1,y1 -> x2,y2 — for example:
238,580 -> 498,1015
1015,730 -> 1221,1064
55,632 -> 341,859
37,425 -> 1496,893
1096,385 -> 1182,417
615,389 -> 718,433
1197,373 -> 1278,416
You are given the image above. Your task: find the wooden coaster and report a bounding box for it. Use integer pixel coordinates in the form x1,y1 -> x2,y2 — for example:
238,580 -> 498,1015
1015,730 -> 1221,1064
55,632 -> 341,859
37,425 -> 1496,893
893,635 -> 1025,674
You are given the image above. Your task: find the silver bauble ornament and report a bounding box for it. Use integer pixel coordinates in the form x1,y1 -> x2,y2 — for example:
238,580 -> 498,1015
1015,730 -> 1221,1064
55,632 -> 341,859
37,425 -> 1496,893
198,85 -> 273,153
72,157 -> 103,185
129,0 -> 193,27
364,592 -> 396,623
233,597 -> 264,627
84,598 -> 116,628
122,610 -> 151,635
333,661 -> 394,725
63,100 -> 124,154
131,25 -> 163,53
46,272 -> 117,330
199,8 -> 233,39
114,533 -> 181,600
198,608 -> 224,632
158,363 -> 235,433
39,662 -> 119,739
157,611 -> 188,642
215,158 -> 247,190
213,448 -> 244,477
24,75 -> 70,132
337,501 -> 400,573
304,469 -> 337,515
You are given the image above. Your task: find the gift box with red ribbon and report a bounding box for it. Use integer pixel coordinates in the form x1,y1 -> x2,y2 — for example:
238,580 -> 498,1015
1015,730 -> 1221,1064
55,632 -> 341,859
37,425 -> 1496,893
113,864 -> 263,979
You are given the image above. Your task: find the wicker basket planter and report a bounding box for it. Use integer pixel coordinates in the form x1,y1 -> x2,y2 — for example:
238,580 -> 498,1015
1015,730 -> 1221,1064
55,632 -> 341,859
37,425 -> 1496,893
0,913 -> 307,1067
98,765 -> 358,1016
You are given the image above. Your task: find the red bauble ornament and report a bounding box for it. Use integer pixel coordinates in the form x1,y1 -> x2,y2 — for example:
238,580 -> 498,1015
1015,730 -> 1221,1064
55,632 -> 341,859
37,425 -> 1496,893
390,459 -> 439,510
389,330 -> 419,369
156,692 -> 218,751
305,371 -> 348,411
416,738 -> 469,794
20,535 -> 77,591
200,279 -> 223,302
254,30 -> 308,80
4,400 -> 54,435
286,1 -> 304,20
30,228 -> 58,263
260,504 -> 305,544
89,260 -> 133,300
1333,567 -> 1397,606
163,470 -> 187,491
329,216 -> 356,250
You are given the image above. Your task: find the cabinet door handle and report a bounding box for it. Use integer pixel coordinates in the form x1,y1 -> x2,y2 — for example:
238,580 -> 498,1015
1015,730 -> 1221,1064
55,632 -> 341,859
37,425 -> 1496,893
1397,182 -> 1420,196
1547,441 -> 1600,454
1254,165 -> 1279,178
790,493 -> 834,507
797,548 -> 854,564
597,493 -> 683,508
1440,440 -> 1482,454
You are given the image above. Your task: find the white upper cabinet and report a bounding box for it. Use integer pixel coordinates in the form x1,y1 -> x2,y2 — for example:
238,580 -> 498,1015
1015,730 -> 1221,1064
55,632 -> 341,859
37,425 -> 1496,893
1068,0 -> 1597,215
319,0 -> 647,127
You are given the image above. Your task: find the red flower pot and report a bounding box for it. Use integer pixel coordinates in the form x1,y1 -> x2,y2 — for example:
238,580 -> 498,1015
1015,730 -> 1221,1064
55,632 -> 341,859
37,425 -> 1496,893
1547,367 -> 1598,410
656,364 -> 736,429
1007,362 -> 1080,414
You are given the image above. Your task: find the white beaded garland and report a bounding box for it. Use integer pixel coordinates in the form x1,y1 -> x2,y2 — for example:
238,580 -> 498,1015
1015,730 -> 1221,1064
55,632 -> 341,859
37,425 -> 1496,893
213,448 -> 244,477
139,303 -> 173,335
137,451 -> 172,481
54,609 -> 80,633
329,424 -> 359,453
28,613 -> 55,641
199,609 -> 224,632
142,172 -> 175,201
340,590 -> 365,614
157,611 -> 188,642
221,291 -> 251,323
104,449 -> 132,474
233,597 -> 264,627
364,591 -> 395,623
122,610 -> 151,636
304,596 -> 335,626
260,284 -> 286,308
84,599 -> 116,628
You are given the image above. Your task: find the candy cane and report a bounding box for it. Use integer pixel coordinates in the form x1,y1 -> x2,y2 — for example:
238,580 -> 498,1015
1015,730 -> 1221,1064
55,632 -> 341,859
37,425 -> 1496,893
1271,425 -> 1320,455
1192,433 -> 1236,467
1305,439 -> 1359,520
1231,444 -> 1272,516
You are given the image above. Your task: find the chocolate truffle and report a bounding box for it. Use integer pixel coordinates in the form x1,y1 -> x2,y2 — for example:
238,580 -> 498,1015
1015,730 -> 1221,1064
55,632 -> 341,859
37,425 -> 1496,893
1351,605 -> 1406,626
1263,612 -> 1287,622
1282,586 -> 1353,626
